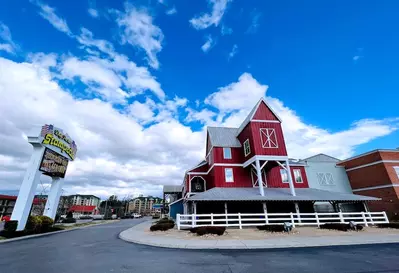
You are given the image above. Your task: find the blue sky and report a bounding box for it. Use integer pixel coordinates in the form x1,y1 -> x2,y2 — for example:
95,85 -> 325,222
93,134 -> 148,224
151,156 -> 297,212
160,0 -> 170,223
0,0 -> 398,197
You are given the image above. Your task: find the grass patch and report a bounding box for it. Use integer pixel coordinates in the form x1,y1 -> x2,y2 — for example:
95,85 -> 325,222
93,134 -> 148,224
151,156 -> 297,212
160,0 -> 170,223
57,220 -> 107,230
0,236 -> 6,240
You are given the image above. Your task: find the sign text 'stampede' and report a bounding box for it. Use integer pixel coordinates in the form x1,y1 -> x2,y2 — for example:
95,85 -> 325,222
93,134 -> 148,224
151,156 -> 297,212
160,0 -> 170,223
40,124 -> 77,160
39,148 -> 69,178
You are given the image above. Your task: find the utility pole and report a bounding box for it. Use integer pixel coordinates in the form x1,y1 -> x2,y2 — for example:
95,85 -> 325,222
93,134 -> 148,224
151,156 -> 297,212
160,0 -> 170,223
104,198 -> 108,219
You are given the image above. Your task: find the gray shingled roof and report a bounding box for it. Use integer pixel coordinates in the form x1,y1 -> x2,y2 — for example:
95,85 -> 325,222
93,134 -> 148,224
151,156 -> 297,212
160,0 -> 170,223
207,127 -> 241,147
188,187 -> 379,202
163,185 -> 183,193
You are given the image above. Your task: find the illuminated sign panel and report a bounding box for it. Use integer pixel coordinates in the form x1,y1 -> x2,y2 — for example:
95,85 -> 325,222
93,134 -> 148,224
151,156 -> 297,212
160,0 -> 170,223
39,148 -> 69,178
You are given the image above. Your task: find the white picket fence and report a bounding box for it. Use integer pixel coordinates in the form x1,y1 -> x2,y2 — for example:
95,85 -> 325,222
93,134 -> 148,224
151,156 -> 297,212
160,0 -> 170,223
176,211 -> 389,230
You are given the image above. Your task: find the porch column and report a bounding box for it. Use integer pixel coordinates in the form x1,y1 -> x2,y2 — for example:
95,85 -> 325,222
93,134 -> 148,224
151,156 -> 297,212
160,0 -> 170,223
294,202 -> 301,223
193,202 -> 197,226
285,160 -> 296,196
224,202 -> 228,225
363,202 -> 369,212
255,159 -> 265,196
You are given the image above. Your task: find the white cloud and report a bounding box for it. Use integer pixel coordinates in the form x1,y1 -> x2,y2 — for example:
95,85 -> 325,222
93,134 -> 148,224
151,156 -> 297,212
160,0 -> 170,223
190,0 -> 231,30
116,5 -> 164,69
205,72 -> 267,112
228,44 -> 238,60
166,7 -> 177,15
77,28 -> 115,57
0,56 -> 203,197
61,57 -> 121,88
201,35 -> 216,53
247,10 -> 261,34
88,8 -> 99,18
0,22 -> 17,53
221,24 -> 232,35
33,1 -> 73,36
129,99 -> 155,123
0,44 -> 14,53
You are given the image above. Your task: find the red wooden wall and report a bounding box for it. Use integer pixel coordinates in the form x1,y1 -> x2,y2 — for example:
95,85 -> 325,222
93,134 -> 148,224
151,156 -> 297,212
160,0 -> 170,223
237,124 -> 255,159
252,101 -> 279,121
250,122 -> 288,156
212,166 -> 252,188
266,165 -> 309,188
212,147 -> 244,163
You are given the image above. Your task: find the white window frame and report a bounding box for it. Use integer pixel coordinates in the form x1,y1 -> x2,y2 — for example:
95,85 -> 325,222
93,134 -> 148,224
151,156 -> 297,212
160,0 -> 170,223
225,168 -> 234,183
293,169 -> 303,183
244,139 -> 251,157
223,147 -> 232,159
260,128 -> 278,148
280,169 -> 289,183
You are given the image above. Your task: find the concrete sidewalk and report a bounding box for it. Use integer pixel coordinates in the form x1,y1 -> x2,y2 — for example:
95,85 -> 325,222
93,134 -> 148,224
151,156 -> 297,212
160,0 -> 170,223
119,221 -> 399,249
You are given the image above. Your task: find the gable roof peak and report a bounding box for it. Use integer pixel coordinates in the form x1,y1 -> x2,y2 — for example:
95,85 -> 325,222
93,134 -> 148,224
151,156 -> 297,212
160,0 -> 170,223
236,97 -> 282,136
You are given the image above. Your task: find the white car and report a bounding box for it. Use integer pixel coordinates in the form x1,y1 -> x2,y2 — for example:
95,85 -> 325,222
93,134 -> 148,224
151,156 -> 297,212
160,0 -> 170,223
132,213 -> 142,218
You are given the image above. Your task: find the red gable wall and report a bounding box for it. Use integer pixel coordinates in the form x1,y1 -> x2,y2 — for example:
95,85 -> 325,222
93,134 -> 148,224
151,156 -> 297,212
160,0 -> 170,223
250,122 -> 288,156
252,101 -> 279,121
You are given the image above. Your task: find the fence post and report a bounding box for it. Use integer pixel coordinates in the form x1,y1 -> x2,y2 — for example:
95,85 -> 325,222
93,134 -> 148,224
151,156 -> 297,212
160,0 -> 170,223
339,211 -> 344,223
211,213 -> 214,226
264,211 -> 269,224
362,212 -> 368,227
383,211 -> 389,223
290,212 -> 295,228
315,212 -> 320,227
177,214 -> 181,230
192,214 -> 195,228
238,213 -> 242,229
369,212 -> 374,225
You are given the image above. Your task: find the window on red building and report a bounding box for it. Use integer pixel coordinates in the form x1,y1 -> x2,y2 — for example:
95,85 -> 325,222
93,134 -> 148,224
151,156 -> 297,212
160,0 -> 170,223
260,128 -> 278,148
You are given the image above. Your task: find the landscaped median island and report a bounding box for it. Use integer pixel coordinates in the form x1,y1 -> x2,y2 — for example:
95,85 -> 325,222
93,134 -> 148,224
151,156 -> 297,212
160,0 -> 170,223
0,215 -> 117,241
119,219 -> 399,249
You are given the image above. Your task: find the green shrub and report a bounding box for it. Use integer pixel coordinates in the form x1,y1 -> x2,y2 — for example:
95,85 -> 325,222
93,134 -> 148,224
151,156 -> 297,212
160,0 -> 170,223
150,222 -> 175,231
195,226 -> 225,236
66,211 -> 73,219
62,217 -> 77,223
257,225 -> 286,232
377,223 -> 399,229
157,218 -> 174,225
25,216 -> 42,234
38,216 -> 54,232
79,216 -> 93,220
4,220 -> 18,233
319,223 -> 349,231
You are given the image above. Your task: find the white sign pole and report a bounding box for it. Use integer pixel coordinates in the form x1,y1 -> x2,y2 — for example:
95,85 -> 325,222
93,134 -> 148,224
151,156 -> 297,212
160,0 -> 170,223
11,144 -> 45,231
43,177 -> 64,220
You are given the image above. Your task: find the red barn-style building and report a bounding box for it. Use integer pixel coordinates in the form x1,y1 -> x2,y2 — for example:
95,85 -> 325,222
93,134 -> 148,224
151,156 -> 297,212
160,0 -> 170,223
176,98 -> 378,215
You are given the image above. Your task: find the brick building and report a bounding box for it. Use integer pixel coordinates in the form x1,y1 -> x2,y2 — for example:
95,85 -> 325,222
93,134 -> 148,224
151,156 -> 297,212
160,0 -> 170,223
338,149 -> 399,220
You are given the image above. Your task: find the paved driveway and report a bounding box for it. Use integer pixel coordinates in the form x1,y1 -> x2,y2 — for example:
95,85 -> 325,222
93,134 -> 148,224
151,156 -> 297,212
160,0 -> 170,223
0,219 -> 398,273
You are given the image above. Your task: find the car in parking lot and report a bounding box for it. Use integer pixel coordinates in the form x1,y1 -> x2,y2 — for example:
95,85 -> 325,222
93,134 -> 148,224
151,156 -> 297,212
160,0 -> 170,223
132,213 -> 142,218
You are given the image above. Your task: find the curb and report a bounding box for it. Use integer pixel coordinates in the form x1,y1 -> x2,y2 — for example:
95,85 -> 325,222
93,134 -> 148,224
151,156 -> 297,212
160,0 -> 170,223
119,221 -> 399,250
0,220 -> 116,244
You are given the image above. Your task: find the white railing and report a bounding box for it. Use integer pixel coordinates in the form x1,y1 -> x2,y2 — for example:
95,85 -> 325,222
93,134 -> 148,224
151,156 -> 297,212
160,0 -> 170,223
176,211 -> 389,230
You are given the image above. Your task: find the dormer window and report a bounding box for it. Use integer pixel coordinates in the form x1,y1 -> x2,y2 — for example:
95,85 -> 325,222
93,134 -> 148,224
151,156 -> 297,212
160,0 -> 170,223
223,147 -> 232,159
260,128 -> 278,148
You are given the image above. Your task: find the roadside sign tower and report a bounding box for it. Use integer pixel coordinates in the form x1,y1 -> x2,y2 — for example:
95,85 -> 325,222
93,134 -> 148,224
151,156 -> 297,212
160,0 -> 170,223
11,125 -> 77,231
